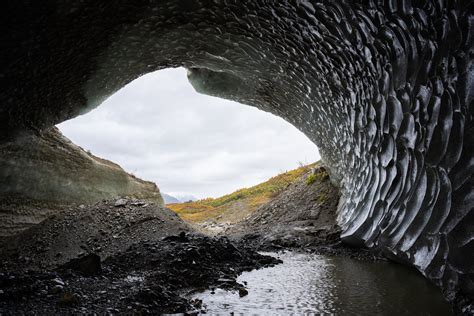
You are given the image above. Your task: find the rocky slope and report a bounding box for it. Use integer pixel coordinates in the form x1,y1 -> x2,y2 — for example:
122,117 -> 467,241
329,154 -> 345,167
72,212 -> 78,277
0,199 -> 187,271
168,163 -> 317,228
0,127 -> 164,236
227,166 -> 342,250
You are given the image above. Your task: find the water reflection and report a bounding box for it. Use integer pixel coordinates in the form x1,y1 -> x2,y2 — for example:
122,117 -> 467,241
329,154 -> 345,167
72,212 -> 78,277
194,252 -> 452,315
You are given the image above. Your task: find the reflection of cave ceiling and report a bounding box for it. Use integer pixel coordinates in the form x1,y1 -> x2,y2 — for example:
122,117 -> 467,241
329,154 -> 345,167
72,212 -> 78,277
0,0 -> 472,308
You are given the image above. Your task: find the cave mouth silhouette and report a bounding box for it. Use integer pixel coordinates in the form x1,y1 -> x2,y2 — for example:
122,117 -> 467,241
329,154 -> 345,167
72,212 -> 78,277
0,1 -> 472,308
57,67 -> 320,200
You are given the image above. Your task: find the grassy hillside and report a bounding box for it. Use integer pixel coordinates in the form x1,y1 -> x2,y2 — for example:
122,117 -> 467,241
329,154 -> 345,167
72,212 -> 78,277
168,162 -> 318,223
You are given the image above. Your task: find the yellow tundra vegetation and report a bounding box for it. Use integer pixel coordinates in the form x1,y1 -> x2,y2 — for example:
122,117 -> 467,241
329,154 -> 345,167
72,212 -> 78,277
168,162 -> 317,223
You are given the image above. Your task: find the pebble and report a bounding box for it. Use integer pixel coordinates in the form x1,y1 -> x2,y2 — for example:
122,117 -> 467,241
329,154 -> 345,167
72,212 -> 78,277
51,285 -> 64,293
51,278 -> 65,286
238,287 -> 249,297
114,199 -> 128,207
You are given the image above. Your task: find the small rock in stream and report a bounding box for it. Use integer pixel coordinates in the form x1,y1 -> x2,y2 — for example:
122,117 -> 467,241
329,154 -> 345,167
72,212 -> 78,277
238,287 -> 249,297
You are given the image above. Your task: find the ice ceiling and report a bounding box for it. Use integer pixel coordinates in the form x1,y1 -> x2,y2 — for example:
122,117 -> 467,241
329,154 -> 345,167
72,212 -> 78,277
0,0 -> 472,307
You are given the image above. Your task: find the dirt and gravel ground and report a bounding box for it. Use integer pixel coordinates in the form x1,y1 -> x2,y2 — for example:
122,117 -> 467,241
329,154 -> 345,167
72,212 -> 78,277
0,199 -> 282,314
0,233 -> 280,314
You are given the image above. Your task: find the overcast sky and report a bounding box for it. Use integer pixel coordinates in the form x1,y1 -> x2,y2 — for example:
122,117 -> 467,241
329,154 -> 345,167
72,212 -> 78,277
58,68 -> 319,199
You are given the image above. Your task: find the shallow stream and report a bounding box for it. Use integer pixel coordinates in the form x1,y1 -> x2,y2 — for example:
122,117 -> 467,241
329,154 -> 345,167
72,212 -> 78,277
194,252 -> 453,315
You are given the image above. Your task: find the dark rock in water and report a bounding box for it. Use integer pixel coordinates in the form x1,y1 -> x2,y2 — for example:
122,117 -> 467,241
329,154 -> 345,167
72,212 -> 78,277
238,287 -> 249,297
60,254 -> 102,276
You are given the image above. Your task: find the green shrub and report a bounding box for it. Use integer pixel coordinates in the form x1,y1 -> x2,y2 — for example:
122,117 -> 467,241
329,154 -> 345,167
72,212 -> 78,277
306,173 -> 317,185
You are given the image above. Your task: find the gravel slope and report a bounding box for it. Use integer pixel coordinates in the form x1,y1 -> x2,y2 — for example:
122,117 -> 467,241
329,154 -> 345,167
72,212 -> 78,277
0,199 -> 189,271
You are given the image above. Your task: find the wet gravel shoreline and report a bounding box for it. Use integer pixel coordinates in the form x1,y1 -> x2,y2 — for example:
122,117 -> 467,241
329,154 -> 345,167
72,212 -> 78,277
0,233 -> 281,314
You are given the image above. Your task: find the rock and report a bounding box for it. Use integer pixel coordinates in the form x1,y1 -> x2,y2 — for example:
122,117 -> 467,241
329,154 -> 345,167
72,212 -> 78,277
163,231 -> 189,242
217,278 -> 234,283
238,287 -> 248,297
60,254 -> 102,276
58,292 -> 77,305
51,278 -> 65,286
51,285 -> 64,294
114,199 -> 128,207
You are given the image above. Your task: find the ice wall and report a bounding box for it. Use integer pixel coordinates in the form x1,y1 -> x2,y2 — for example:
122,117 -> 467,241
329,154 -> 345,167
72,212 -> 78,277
0,0 -> 472,308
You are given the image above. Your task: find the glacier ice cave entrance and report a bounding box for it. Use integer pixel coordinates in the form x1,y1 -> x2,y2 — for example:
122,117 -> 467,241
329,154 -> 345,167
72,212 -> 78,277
0,0 -> 472,312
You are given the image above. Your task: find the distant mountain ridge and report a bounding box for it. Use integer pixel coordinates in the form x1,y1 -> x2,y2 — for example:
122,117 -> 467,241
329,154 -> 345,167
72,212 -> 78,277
162,193 -> 198,204
162,193 -> 180,204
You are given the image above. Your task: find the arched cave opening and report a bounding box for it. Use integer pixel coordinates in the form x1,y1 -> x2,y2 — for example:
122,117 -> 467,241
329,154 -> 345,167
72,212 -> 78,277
57,67 -> 320,201
0,1 -> 472,314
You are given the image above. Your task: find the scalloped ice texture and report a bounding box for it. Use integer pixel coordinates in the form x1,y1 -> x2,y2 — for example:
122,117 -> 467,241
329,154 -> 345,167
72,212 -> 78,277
0,0 -> 472,307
